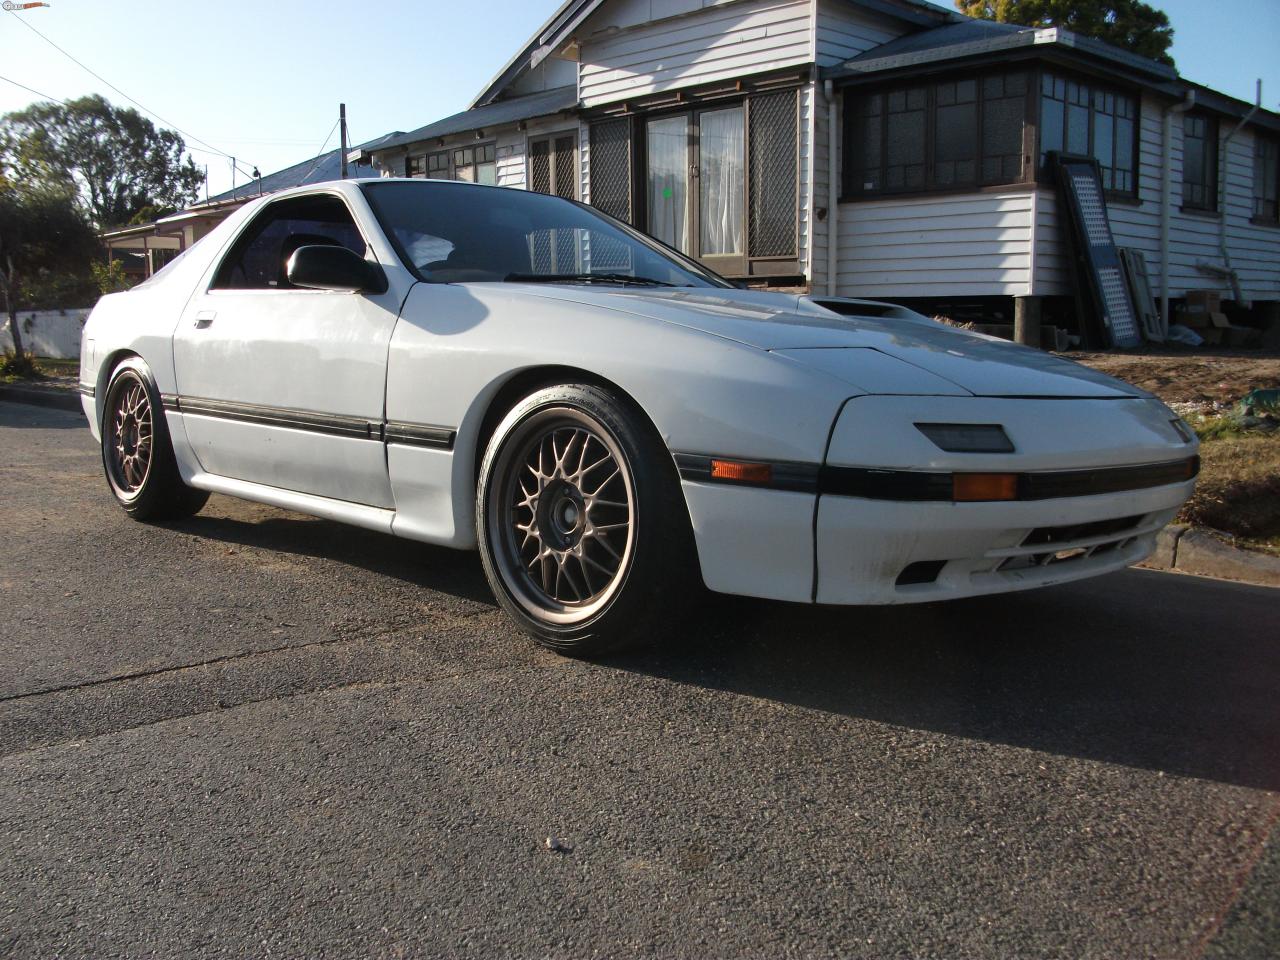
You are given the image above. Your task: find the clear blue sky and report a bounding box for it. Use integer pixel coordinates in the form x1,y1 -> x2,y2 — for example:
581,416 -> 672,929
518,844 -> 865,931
2,0 -> 1276,197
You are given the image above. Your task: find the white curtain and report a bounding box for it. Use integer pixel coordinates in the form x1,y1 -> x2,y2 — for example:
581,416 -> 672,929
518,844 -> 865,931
699,107 -> 744,256
646,116 -> 689,253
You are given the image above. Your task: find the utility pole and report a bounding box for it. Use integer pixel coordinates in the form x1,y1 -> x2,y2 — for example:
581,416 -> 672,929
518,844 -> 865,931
339,103 -> 349,178
231,156 -> 236,193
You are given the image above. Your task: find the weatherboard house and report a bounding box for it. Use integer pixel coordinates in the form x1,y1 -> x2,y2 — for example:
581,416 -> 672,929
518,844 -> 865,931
346,0 -> 1278,333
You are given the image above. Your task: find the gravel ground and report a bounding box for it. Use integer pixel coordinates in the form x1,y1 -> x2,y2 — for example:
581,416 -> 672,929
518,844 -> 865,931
1,402 -> 1278,959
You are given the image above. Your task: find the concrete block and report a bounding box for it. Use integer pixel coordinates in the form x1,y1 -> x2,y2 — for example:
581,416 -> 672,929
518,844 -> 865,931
1143,524 -> 1187,570
1174,529 -> 1280,587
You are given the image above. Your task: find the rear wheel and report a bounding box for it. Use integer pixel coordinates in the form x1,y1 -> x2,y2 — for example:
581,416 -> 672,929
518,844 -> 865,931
101,357 -> 208,521
477,384 -> 696,656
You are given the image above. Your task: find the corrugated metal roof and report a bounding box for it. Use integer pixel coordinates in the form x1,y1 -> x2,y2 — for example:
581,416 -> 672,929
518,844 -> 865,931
207,131 -> 401,204
827,23 -> 1177,83
375,86 -> 579,154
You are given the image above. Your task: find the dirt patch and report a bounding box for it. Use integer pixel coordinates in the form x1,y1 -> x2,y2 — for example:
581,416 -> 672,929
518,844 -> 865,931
1069,349 -> 1280,556
1178,434 -> 1280,555
1069,349 -> 1280,406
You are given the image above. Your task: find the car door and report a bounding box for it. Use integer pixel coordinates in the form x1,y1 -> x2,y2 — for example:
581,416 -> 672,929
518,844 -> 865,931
172,191 -> 401,508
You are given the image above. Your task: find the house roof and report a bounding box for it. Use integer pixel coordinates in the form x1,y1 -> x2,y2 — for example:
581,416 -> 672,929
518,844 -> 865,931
827,23 -> 1178,83
470,0 -> 963,107
824,20 -> 1280,134
373,85 -> 579,154
206,131 -> 400,204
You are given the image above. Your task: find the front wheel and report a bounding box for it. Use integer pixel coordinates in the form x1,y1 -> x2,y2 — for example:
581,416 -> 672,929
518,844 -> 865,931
101,357 -> 209,521
476,384 -> 696,656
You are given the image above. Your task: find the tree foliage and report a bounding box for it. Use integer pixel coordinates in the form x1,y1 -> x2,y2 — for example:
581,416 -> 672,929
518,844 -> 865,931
956,0 -> 1175,65
0,94 -> 203,228
0,179 -> 100,356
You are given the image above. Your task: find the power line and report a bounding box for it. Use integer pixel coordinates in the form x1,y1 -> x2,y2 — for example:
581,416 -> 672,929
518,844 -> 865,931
0,72 -> 69,106
8,13 -> 259,181
293,119 -> 340,187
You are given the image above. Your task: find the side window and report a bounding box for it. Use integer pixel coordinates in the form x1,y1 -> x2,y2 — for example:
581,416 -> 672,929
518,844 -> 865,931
212,195 -> 367,290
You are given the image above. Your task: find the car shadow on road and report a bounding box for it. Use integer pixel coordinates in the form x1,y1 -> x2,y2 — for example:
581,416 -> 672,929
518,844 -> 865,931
606,570 -> 1280,792
168,512 -> 498,607
153,502 -> 1280,792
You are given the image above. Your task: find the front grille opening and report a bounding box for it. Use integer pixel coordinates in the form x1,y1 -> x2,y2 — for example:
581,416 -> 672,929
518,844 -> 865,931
896,560 -> 947,586
999,534 -> 1138,572
1022,514 -> 1143,548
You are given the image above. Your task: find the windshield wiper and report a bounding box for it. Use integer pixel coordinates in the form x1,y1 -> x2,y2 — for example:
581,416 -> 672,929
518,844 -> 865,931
504,272 -> 678,287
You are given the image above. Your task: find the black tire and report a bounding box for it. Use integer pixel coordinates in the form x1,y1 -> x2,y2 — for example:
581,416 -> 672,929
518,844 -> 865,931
476,383 -> 697,656
100,357 -> 209,521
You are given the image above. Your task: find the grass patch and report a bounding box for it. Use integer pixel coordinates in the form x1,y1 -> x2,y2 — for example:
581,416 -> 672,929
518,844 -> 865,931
0,354 -> 78,382
1194,415 -> 1252,442
1179,432 -> 1280,555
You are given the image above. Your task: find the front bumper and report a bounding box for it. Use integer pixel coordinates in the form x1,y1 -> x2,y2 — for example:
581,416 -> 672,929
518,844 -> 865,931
813,481 -> 1188,604
679,395 -> 1197,606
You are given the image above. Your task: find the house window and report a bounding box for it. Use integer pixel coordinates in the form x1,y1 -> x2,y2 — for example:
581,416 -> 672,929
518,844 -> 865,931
407,151 -> 455,179
846,71 -> 1029,196
587,88 -> 797,276
426,151 -> 450,180
1039,73 -> 1137,195
529,133 -> 577,199
1182,114 -> 1218,211
1255,135 -> 1279,223
453,144 -> 496,185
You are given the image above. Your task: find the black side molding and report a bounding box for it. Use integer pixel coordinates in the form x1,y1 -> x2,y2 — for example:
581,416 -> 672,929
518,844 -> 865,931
167,394 -> 456,450
384,421 -> 455,449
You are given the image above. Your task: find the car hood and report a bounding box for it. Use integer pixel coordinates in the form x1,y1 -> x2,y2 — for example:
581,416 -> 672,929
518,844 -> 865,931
502,285 -> 1146,399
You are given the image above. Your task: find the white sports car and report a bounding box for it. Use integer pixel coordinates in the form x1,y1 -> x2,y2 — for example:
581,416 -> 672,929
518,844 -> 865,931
80,179 -> 1198,654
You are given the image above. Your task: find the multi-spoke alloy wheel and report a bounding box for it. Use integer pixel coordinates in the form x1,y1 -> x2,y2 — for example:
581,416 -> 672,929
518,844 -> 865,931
478,383 -> 697,655
99,358 -> 209,520
106,373 -> 154,499
493,409 -> 636,623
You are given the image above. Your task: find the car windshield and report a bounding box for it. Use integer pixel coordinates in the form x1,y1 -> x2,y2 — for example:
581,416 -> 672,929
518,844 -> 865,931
360,180 -> 727,288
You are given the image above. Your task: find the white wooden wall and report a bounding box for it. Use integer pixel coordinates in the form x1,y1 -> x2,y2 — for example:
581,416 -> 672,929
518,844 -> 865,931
577,0 -> 813,107
823,87 -> 1279,302
1034,94 -> 1280,302
809,0 -> 913,290
814,0 -> 903,66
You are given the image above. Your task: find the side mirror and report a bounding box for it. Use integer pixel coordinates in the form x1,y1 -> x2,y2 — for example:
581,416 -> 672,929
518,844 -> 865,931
286,245 -> 387,294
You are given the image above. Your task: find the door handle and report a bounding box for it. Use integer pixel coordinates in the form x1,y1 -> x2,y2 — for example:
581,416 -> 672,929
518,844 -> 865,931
194,310 -> 216,328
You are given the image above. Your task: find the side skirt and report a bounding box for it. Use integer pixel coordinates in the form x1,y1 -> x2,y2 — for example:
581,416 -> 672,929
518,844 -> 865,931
186,471 -> 397,535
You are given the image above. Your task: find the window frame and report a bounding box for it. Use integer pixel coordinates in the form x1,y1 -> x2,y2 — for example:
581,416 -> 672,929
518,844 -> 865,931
1180,111 -> 1220,214
1252,132 -> 1280,226
527,130 -> 579,200
625,88 -> 799,278
840,64 -> 1144,203
207,190 -> 372,294
1035,68 -> 1141,201
841,67 -> 1038,201
451,142 -> 498,186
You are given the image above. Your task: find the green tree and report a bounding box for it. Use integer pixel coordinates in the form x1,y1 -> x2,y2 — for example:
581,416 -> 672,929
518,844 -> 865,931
0,179 -> 100,358
0,94 -> 203,228
956,0 -> 1175,65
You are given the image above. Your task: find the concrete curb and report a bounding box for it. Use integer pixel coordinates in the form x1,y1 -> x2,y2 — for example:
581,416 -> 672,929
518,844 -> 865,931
1142,524 -> 1280,588
0,384 -> 84,415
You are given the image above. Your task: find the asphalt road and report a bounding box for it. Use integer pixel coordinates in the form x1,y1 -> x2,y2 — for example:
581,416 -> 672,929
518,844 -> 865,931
2,401 -> 1278,960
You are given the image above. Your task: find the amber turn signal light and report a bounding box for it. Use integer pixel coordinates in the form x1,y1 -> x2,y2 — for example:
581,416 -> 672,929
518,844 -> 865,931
952,472 -> 1018,501
710,459 -> 773,485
